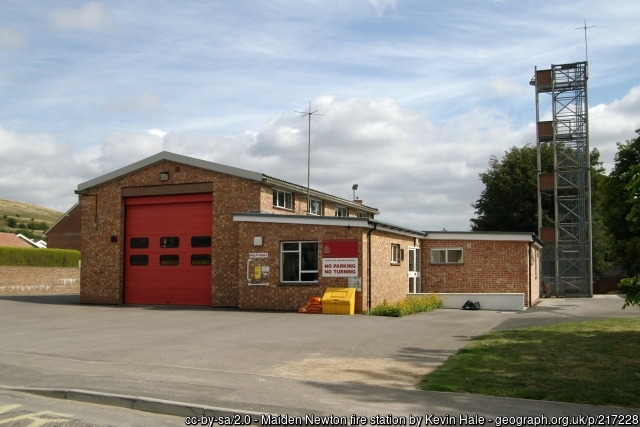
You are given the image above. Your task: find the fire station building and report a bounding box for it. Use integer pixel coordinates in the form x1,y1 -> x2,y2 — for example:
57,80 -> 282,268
76,151 -> 542,312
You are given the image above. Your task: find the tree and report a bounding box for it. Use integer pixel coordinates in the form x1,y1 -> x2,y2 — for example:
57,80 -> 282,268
470,144 -> 553,232
602,129 -> 640,279
471,144 -> 613,278
6,217 -> 16,228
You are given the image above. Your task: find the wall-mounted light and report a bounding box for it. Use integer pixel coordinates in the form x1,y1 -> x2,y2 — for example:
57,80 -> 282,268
159,171 -> 169,181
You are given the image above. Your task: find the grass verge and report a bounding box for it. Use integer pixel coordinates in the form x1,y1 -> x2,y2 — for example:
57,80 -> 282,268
421,317 -> 640,408
365,295 -> 442,317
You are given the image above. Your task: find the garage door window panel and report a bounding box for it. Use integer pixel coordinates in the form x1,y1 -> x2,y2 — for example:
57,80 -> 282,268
160,237 -> 179,248
160,254 -> 179,266
191,236 -> 211,248
191,254 -> 211,265
130,255 -> 148,266
130,238 -> 149,248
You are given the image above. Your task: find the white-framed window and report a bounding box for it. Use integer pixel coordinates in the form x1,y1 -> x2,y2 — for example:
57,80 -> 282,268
281,241 -> 318,282
430,248 -> 463,264
391,244 -> 400,264
309,199 -> 322,215
357,212 -> 368,218
273,189 -> 292,210
335,206 -> 347,217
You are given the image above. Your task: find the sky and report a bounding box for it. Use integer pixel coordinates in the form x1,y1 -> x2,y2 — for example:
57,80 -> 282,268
1,0 -> 639,231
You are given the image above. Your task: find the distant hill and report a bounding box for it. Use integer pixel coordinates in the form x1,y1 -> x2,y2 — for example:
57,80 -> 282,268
0,199 -> 65,241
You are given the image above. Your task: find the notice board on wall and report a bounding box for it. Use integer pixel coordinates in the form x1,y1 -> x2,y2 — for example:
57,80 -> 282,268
322,239 -> 358,277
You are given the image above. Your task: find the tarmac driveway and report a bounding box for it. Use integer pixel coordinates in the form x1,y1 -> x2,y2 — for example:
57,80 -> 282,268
0,294 -> 638,416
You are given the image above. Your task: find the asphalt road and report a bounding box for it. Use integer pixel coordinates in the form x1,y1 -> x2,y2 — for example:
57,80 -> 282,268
0,294 -> 638,421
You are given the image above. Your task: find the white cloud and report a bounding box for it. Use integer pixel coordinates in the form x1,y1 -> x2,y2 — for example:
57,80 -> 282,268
368,0 -> 398,17
589,86 -> 640,170
0,28 -> 26,50
49,2 -> 113,31
2,86 -> 639,230
490,78 -> 526,98
102,90 -> 166,114
147,129 -> 167,138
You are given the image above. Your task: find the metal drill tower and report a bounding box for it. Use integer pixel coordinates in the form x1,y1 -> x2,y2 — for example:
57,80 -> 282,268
531,62 -> 593,296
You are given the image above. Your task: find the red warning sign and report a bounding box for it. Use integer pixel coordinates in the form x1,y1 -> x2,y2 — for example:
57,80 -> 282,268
322,239 -> 358,258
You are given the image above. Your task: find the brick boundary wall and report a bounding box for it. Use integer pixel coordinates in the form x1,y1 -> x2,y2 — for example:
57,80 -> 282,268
0,266 -> 80,295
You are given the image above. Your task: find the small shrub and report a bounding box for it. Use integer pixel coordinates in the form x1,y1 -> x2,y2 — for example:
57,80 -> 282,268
365,295 -> 443,317
18,223 -> 26,229
7,218 -> 16,228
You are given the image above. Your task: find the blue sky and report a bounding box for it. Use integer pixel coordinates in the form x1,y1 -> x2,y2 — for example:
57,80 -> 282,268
1,0 -> 639,230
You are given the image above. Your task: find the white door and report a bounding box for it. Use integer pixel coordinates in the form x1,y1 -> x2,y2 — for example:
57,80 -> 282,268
408,246 -> 421,293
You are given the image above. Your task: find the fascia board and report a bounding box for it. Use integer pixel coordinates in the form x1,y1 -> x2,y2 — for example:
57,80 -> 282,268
232,214 -> 372,228
424,232 -> 536,242
374,224 -> 425,239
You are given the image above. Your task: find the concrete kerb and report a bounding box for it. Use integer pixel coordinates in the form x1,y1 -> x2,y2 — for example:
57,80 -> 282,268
0,385 -> 272,422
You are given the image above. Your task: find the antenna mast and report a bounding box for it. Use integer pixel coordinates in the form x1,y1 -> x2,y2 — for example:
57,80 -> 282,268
296,102 -> 323,213
575,20 -> 596,63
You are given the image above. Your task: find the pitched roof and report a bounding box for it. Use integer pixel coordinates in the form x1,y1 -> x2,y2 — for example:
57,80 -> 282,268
45,203 -> 79,235
77,151 -> 263,192
0,232 -> 32,248
76,151 -> 379,213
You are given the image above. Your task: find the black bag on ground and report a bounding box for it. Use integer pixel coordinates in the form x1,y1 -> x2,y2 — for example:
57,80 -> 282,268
462,300 -> 480,310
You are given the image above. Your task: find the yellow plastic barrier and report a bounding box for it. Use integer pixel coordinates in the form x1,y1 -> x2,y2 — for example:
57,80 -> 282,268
321,287 -> 355,315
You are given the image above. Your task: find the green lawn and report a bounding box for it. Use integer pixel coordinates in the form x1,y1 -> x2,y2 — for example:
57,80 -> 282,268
421,317 -> 640,408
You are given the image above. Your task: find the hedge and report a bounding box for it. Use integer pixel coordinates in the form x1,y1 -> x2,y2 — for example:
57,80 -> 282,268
0,247 -> 80,267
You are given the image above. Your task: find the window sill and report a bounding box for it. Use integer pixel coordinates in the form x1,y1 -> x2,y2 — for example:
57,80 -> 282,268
278,282 -> 320,286
430,262 -> 464,265
390,262 -> 401,266
272,205 -> 293,212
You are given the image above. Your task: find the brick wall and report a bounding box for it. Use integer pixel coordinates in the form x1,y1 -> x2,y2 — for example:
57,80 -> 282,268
80,160 -> 261,306
47,204 -> 81,251
0,266 -> 79,295
236,221 -> 367,312
235,222 -> 415,313
367,230 -> 415,309
421,239 -> 538,307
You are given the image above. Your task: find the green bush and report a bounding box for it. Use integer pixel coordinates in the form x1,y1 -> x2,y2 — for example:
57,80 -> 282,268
0,247 -> 80,267
6,218 -> 16,228
365,295 -> 443,317
619,278 -> 640,309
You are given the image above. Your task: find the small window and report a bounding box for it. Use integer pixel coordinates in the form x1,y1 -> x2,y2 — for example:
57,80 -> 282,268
160,254 -> 179,266
357,212 -> 368,218
130,255 -> 148,266
335,206 -> 347,217
309,199 -> 322,215
191,236 -> 211,248
273,189 -> 292,209
191,254 -> 211,265
431,248 -> 463,264
281,241 -> 318,282
391,244 -> 400,264
130,238 -> 149,248
160,237 -> 179,248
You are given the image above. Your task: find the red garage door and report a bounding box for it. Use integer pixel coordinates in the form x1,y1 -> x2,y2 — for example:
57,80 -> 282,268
124,193 -> 212,306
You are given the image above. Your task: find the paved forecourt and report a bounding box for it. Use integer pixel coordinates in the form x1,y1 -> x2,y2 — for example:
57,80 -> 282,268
0,294 -> 638,420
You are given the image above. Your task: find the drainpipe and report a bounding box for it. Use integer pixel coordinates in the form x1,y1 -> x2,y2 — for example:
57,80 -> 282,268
528,240 -> 533,308
367,222 -> 377,311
